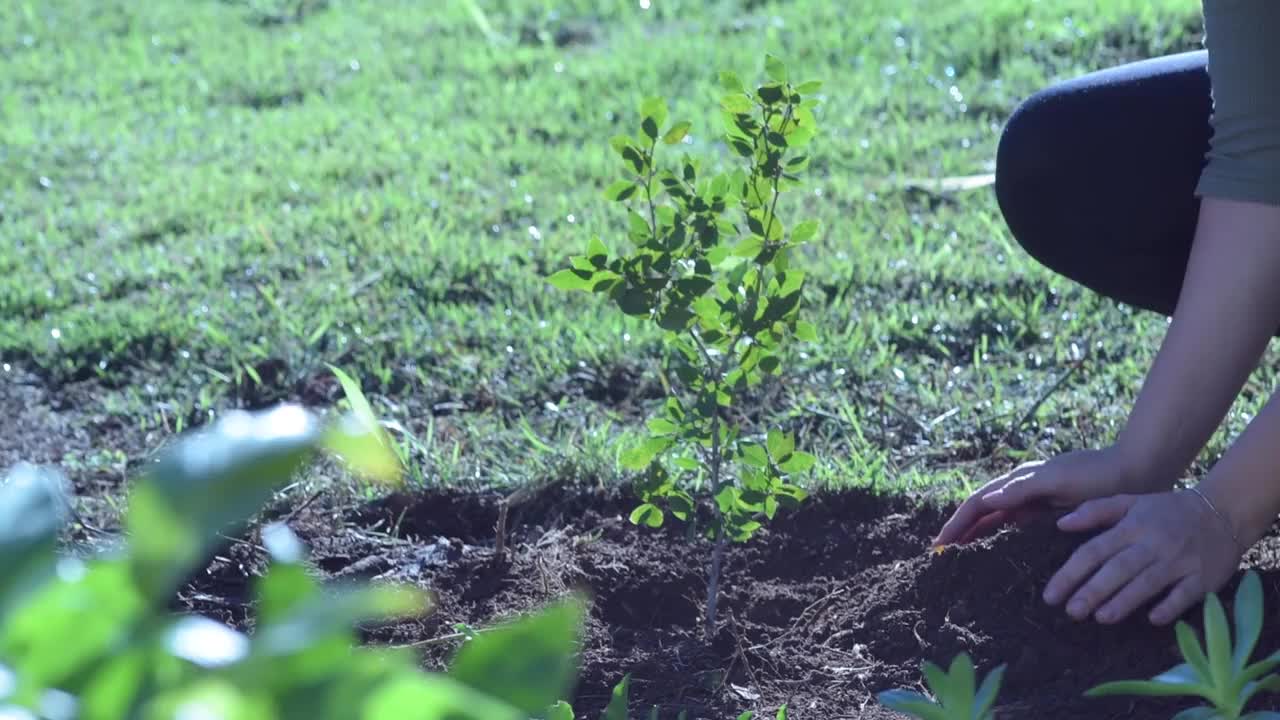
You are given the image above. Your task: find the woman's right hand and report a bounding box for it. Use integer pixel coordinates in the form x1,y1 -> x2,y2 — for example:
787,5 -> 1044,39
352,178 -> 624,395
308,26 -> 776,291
931,446 -> 1167,547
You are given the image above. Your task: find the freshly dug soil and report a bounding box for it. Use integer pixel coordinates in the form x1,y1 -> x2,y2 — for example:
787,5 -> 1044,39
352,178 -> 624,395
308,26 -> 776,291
185,484 -> 1280,719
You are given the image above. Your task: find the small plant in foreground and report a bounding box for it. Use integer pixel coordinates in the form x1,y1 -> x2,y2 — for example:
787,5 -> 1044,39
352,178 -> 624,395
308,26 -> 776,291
876,653 -> 1006,720
0,369 -> 589,720
548,54 -> 823,636
1085,570 -> 1280,719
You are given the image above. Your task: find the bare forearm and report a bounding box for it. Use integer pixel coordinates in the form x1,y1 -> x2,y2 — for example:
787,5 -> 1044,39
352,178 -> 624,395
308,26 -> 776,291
1115,197 -> 1280,486
1199,389 -> 1280,549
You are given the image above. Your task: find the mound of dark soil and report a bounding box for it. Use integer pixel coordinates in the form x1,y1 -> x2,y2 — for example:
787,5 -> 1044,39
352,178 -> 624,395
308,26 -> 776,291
184,485 -> 1280,719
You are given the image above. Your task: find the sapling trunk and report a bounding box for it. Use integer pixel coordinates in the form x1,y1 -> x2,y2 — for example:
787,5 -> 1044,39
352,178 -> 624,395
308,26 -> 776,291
705,528 -> 727,637
704,410 -> 725,637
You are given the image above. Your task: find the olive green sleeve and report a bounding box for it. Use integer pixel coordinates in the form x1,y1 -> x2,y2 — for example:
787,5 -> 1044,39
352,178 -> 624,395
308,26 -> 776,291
1196,0 -> 1280,207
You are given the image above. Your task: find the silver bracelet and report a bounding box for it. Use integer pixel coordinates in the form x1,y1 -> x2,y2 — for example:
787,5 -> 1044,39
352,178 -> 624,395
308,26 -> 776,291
1189,485 -> 1245,554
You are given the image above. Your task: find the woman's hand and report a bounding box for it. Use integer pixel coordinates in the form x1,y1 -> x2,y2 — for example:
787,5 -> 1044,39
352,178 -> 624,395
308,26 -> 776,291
932,445 -> 1163,547
1042,488 -> 1244,625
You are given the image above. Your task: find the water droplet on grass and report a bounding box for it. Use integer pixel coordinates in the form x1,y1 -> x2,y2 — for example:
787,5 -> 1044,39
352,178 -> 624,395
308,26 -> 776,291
554,62 -> 565,73
38,176 -> 52,189
2,364 -> 9,372
528,226 -> 542,240
567,213 -> 576,223
349,59 -> 361,71
50,328 -> 61,340
639,0 -> 651,8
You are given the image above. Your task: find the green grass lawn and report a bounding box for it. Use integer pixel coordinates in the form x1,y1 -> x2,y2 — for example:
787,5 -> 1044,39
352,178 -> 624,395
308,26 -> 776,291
2,0 -> 1262,524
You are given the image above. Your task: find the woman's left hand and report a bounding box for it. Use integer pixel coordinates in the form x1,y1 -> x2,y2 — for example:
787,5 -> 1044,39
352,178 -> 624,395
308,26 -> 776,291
1042,488 -> 1244,625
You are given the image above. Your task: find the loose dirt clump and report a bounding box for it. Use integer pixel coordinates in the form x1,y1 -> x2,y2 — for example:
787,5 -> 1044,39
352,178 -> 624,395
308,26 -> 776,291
182,484 -> 1280,720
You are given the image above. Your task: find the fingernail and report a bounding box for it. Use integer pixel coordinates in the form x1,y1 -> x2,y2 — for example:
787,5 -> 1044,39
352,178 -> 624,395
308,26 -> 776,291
1068,599 -> 1086,617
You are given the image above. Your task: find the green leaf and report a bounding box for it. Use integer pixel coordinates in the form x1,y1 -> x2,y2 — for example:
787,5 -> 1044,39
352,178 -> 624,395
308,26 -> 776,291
764,495 -> 779,519
794,321 -> 818,342
787,123 -> 815,148
641,116 -> 660,141
736,713 -> 754,720
363,672 -> 524,720
729,519 -> 763,541
876,690 -> 947,720
779,452 -> 816,474
921,661 -> 952,707
602,674 -> 630,720
620,437 -> 671,470
757,84 -> 785,105
141,679 -> 273,720
732,236 -> 764,258
778,269 -> 805,297
255,528 -> 318,624
609,135 -> 634,157
79,645 -> 147,720
658,305 -> 694,331
740,443 -> 770,468
640,96 -> 669,128
127,405 -> 323,599
667,491 -> 694,521
663,121 -> 692,144
948,654 -> 976,714
1204,591 -> 1232,688
776,706 -> 788,720
252,582 -> 429,663
163,615 -> 250,669
548,269 -> 594,291
973,664 -> 1006,718
629,503 -> 664,528
673,456 -> 700,471
1176,621 -> 1212,682
546,701 -> 576,720
605,180 -> 638,202
715,485 -> 740,513
323,416 -> 402,486
795,80 -> 823,94
766,430 -> 795,459
0,464 -> 71,620
1084,664 -> 1212,698
721,94 -> 753,114
1234,571 -> 1264,672
765,54 -> 787,82
647,418 -> 679,436
1244,649 -> 1280,683
792,220 -> 820,243
448,597 -> 585,716
622,146 -> 646,174
1,561 -> 143,693
615,287 -> 652,316
587,237 -> 609,267
719,71 -> 745,93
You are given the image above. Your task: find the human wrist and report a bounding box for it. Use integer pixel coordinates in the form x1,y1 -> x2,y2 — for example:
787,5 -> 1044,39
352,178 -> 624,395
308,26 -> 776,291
1106,440 -> 1178,494
1196,469 -> 1276,553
